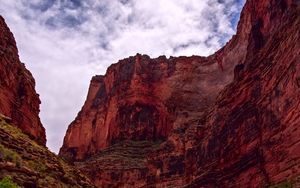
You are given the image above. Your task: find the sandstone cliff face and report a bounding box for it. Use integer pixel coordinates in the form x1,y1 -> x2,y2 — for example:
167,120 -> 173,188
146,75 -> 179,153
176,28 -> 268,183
59,53 -> 246,161
0,16 -> 46,145
60,0 -> 300,187
59,4 -> 254,161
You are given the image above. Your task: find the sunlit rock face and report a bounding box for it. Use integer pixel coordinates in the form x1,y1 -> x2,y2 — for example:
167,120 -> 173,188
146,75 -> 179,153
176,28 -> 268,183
0,16 -> 46,145
60,0 -> 300,187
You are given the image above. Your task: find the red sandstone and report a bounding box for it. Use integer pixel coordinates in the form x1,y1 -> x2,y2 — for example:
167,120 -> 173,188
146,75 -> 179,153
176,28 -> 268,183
59,0 -> 300,187
0,16 -> 46,145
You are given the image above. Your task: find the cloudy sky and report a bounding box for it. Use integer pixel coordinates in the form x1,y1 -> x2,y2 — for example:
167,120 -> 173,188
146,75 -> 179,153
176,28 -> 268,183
0,0 -> 245,153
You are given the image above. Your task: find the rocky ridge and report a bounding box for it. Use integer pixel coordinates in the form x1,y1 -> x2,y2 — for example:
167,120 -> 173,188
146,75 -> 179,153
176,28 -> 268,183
0,115 -> 94,187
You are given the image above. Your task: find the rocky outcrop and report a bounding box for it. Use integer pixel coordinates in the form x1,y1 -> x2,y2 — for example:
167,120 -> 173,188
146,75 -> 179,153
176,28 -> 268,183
0,115 -> 95,187
74,140 -> 162,188
0,16 -> 46,145
60,0 -> 300,187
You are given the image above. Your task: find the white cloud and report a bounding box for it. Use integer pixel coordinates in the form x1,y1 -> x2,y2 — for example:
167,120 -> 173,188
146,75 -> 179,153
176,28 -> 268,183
0,0 -> 244,153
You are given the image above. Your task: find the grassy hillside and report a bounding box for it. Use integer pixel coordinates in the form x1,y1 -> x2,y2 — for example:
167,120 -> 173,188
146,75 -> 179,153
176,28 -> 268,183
0,114 -> 94,188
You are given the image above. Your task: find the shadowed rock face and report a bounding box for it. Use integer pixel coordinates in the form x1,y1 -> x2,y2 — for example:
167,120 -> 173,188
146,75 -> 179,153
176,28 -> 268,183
147,0 -> 300,187
0,16 -> 46,145
60,0 -> 300,187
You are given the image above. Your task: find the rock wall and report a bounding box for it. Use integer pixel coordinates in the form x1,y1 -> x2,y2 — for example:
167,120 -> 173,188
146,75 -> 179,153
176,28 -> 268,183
147,0 -> 300,187
0,16 -> 46,145
60,51 -> 247,161
60,0 -> 300,187
59,0 -> 256,159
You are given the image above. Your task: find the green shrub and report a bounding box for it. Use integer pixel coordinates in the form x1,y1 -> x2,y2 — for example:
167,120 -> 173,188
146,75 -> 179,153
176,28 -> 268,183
268,180 -> 292,188
0,145 -> 22,168
0,176 -> 20,188
27,160 -> 47,173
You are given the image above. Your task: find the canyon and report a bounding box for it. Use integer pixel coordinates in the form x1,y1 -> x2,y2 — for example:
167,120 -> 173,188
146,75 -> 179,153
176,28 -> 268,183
60,0 -> 300,187
0,0 -> 300,187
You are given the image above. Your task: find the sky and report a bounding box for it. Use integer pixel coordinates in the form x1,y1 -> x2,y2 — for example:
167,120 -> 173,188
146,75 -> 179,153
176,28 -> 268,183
0,0 -> 245,153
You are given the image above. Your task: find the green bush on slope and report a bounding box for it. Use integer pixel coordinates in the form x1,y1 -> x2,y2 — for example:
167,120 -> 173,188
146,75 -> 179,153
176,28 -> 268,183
0,176 -> 20,188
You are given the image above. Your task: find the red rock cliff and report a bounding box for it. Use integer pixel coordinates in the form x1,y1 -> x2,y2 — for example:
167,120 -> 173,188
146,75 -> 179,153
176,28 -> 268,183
59,0 -> 256,161
60,51 -> 249,161
0,16 -> 46,145
147,0 -> 300,187
60,0 -> 300,187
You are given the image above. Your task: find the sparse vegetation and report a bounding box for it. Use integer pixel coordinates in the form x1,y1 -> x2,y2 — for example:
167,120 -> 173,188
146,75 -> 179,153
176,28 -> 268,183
0,115 -> 94,187
0,145 -> 22,167
77,140 -> 163,170
268,180 -> 292,188
27,160 -> 46,173
0,176 -> 20,188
